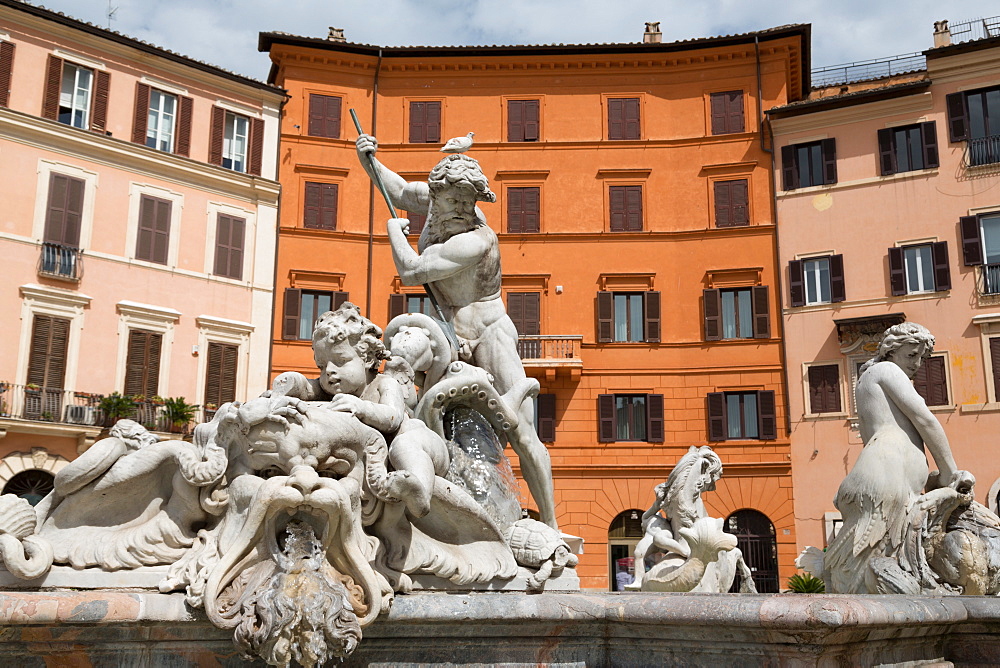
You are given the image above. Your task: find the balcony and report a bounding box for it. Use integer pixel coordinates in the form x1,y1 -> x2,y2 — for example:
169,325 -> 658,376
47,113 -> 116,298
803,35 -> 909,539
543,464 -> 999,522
977,263 -> 1000,305
966,135 -> 1000,168
517,335 -> 583,381
38,243 -> 83,282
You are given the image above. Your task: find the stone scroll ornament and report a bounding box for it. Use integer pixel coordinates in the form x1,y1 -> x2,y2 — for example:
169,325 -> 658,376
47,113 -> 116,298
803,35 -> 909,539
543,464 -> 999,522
627,446 -> 757,593
0,305 -> 575,663
797,323 -> 1000,595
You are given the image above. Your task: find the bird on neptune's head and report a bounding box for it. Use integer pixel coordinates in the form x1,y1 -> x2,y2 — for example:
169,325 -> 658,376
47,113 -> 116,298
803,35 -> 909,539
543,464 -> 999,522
440,132 -> 474,153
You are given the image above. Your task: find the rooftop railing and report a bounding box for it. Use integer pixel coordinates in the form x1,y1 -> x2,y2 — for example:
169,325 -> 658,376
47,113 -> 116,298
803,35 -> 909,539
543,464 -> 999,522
947,16 -> 1000,44
810,52 -> 926,88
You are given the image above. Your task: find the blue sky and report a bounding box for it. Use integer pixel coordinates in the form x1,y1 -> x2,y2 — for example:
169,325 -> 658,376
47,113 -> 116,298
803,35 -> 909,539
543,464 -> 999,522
23,0 -> 1000,80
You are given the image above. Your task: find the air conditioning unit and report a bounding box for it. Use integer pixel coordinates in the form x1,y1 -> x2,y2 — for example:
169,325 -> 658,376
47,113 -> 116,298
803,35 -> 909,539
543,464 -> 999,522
65,405 -> 97,425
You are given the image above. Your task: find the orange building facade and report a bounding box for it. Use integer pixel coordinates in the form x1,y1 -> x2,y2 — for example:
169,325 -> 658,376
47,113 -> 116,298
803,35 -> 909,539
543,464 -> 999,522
261,25 -> 808,590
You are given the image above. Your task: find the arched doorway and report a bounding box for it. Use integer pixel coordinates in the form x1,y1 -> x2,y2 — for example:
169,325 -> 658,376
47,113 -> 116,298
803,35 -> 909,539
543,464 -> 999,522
2,469 -> 55,506
725,509 -> 779,593
608,509 -> 644,591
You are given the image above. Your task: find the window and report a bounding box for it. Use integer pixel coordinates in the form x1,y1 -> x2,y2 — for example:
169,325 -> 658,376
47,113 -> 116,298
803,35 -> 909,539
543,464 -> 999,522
308,94 -> 342,138
707,391 -> 777,441
990,338 -> 1000,401
0,41 -> 15,108
405,210 -> 426,237
536,393 -> 556,442
409,101 -> 441,143
283,289 -> 348,340
135,195 -> 171,265
389,292 -> 436,321
807,364 -> 842,414
960,213 -> 1000,295
43,56 -> 108,132
608,98 -> 640,140
210,107 -> 263,175
41,172 -> 84,279
25,314 -> 69,421
124,329 -> 161,397
710,90 -> 745,135
146,89 -> 177,152
507,187 -> 539,233
609,185 -> 642,232
597,393 -> 664,443
507,291 -> 541,357
912,355 -> 948,407
596,290 -> 660,343
2,470 -> 55,507
713,179 -> 749,227
304,182 -> 338,230
780,139 -> 837,190
877,122 -> 939,175
214,214 -> 245,280
507,100 -> 539,142
703,287 -> 770,340
888,242 -> 950,295
132,84 -> 191,156
789,255 -> 845,307
204,341 -> 238,408
947,86 -> 1000,166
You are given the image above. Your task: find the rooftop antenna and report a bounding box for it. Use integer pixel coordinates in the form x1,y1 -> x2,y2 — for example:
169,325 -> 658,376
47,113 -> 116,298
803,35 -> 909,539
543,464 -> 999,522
107,0 -> 118,29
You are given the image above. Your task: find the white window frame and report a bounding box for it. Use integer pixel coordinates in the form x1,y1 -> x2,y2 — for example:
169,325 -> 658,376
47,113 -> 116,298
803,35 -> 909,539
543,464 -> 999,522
16,284 -> 91,396
147,89 -> 178,153
612,292 -> 644,342
803,257 -> 832,306
974,313 -> 1000,407
124,182 -> 184,268
903,244 -> 935,294
203,201 -> 255,281
223,112 -> 249,173
59,61 -> 93,130
31,160 -> 98,250
195,315 -> 253,407
113,301 -> 180,396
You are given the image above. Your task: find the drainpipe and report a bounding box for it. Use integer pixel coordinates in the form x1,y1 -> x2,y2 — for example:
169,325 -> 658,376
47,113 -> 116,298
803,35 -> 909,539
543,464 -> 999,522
756,35 -> 792,437
364,49 -> 384,320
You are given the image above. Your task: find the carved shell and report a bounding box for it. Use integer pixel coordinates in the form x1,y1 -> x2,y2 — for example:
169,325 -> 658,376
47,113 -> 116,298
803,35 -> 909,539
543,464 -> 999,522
503,518 -> 562,567
0,494 -> 38,539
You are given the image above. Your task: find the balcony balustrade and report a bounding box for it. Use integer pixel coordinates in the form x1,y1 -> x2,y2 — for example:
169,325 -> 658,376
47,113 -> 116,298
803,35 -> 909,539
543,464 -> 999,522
516,335 -> 583,381
967,135 -> 1000,168
978,263 -> 1000,297
38,243 -> 83,281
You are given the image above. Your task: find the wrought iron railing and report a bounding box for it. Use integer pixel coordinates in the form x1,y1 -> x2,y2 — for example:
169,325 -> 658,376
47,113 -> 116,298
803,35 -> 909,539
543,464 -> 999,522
0,384 -> 188,433
38,242 -> 83,281
516,335 -> 583,361
978,263 -> 1000,296
947,16 -> 1000,45
966,135 -> 1000,167
810,52 -> 925,87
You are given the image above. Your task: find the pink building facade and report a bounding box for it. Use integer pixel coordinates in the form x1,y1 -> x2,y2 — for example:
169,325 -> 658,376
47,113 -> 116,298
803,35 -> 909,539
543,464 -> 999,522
0,1 -> 283,496
770,24 -> 1000,553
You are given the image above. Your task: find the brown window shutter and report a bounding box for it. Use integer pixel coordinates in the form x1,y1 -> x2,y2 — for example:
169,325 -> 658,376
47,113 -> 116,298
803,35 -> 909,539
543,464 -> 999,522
214,214 -> 245,280
913,356 -> 948,406
644,290 -> 661,343
42,55 -> 62,120
646,393 -> 664,443
27,314 -> 70,392
732,179 -> 748,225
608,98 -> 624,140
523,100 -> 539,141
124,330 -> 161,397
523,187 -> 539,232
524,292 -> 540,335
751,285 -> 770,339
0,41 -> 16,108
507,100 -> 523,142
945,92 -> 967,142
388,293 -> 406,321
991,338 -> 1000,400
877,128 -> 895,176
333,291 -> 349,311
137,196 -> 171,265
706,392 -> 726,441
714,181 -> 731,227
249,117 -> 264,176
45,173 -> 84,247
596,291 -> 614,343
808,365 -> 841,413
821,138 -> 837,185
176,96 -> 193,157
406,210 -> 426,236
921,121 -> 939,168
597,394 -> 616,442
609,185 -> 626,231
728,90 -> 744,132
507,292 -> 523,332
757,390 -> 777,440
507,187 -> 523,233
780,145 -> 797,190
829,254 -> 846,303
409,101 -> 425,143
304,182 -> 321,228
788,260 -> 805,307
888,247 -> 906,296
537,393 -> 556,442
425,101 -> 441,143
321,183 -> 338,230
624,98 -> 640,140
703,289 -> 722,341
214,215 -> 231,278
960,215 -> 984,266
90,70 -> 110,133
626,185 -> 642,231
283,289 -> 302,340
710,92 -> 727,135
132,83 -> 150,144
308,94 -> 342,138
209,106 -> 225,165
932,240 -> 951,291
205,342 -> 239,407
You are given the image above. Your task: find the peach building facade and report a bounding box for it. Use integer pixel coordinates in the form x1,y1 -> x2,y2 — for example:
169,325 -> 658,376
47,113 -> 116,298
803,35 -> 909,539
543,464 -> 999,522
0,1 -> 282,495
261,24 -> 809,590
770,26 -> 1000,554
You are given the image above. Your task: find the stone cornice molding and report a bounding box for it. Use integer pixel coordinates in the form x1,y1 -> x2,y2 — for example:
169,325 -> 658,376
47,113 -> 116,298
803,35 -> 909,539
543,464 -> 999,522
770,91 -> 933,135
19,283 -> 92,308
116,300 -> 181,323
927,49 -> 1000,84
195,315 -> 255,335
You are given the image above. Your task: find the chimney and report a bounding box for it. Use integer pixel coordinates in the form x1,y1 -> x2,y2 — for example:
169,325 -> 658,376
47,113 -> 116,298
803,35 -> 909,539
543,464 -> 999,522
643,22 -> 662,44
933,20 -> 951,47
327,27 -> 346,42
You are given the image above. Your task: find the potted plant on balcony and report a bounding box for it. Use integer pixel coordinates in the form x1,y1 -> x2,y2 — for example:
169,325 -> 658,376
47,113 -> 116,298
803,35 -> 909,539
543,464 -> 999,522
25,383 -> 40,394
98,392 -> 135,427
150,395 -> 165,406
164,397 -> 197,434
